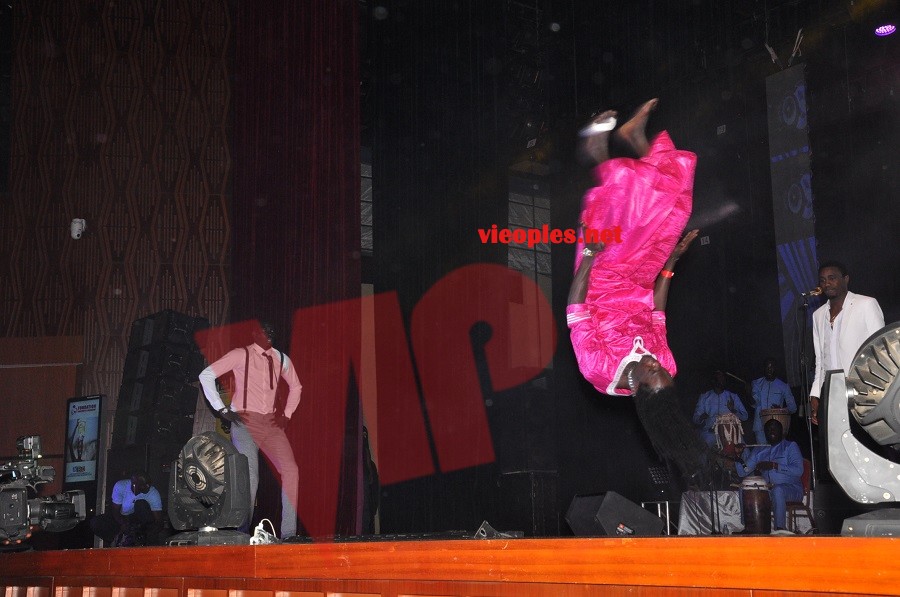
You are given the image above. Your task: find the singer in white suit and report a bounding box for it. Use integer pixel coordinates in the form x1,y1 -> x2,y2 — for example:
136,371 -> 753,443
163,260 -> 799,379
809,261 -> 884,424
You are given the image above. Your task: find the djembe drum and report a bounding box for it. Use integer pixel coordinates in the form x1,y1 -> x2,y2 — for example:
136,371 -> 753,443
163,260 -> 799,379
740,476 -> 772,534
713,413 -> 745,483
715,412 -> 744,452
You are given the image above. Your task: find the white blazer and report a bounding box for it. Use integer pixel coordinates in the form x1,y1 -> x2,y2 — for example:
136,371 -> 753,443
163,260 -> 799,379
810,291 -> 884,397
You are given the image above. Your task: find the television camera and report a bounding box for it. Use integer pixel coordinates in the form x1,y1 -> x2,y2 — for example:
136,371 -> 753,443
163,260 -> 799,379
0,435 -> 86,545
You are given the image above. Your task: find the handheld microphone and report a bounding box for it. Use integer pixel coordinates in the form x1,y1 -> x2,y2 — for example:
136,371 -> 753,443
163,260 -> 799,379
801,287 -> 822,297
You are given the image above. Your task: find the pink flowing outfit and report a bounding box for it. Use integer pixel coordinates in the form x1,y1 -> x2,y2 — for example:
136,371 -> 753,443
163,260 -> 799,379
567,131 -> 696,395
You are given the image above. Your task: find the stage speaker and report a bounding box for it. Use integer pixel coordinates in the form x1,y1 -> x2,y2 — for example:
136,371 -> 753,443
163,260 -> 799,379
128,310 -> 210,350
122,342 -> 204,383
117,376 -> 200,416
494,470 -> 559,537
111,310 -> 207,452
566,491 -> 665,537
112,410 -> 195,447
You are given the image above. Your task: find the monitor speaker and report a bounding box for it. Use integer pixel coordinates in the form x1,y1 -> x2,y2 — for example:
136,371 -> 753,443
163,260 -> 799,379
566,491 -> 664,537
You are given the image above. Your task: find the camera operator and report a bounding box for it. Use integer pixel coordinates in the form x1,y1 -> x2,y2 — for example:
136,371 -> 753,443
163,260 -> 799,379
90,470 -> 163,546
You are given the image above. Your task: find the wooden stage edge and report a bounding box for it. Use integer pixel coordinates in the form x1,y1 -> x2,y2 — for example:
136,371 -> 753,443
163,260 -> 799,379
2,536 -> 900,596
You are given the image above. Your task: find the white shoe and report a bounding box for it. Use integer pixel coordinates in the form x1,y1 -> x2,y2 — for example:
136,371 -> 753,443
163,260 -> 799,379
579,115 -> 617,137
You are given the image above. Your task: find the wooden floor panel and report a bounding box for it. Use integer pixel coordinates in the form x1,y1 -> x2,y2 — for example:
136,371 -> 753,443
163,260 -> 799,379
2,537 -> 898,596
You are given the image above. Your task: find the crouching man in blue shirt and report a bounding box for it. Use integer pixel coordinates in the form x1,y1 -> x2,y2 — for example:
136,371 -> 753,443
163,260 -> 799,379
90,470 -> 164,546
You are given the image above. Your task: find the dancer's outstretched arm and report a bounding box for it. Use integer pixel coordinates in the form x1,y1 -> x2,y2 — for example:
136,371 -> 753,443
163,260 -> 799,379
653,229 -> 699,311
568,242 -> 605,306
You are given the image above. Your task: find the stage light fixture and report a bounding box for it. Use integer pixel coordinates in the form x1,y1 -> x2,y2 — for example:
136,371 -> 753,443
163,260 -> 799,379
846,324 -> 900,446
849,0 -> 898,36
822,322 -> 900,536
166,432 -> 252,546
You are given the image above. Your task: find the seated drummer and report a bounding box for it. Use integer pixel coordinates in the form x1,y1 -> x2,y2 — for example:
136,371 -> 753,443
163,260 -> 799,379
692,369 -> 748,446
750,358 -> 796,444
735,419 -> 803,532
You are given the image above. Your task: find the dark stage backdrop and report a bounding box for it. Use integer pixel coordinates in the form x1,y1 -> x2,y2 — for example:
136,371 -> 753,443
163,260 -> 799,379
366,0 -> 788,534
228,0 -> 900,540
807,14 -> 900,324
368,0 -> 572,535
231,0 -> 362,538
364,0 -> 738,537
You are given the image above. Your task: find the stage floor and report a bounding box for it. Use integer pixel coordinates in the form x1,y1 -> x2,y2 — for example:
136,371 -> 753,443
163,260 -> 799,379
2,536 -> 899,596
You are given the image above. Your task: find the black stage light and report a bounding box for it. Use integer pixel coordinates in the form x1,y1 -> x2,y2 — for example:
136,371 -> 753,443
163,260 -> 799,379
166,432 -> 251,546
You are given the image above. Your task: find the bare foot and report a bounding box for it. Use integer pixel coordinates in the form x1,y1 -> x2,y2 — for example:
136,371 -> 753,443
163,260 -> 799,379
581,110 -> 617,164
615,98 -> 658,158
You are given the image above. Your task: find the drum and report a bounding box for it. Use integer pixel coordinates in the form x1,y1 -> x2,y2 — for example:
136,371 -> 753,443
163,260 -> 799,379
740,476 -> 772,535
714,412 -> 744,451
760,407 -> 791,436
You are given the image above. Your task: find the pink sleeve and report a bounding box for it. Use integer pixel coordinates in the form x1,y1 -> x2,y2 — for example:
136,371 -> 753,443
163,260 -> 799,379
567,304 -> 618,395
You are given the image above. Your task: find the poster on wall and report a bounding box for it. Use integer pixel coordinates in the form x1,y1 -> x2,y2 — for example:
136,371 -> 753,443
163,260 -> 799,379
64,395 -> 102,484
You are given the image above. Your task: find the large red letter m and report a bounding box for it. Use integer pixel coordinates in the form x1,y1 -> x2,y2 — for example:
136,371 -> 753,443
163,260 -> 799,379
198,264 -> 555,538
411,263 -> 556,473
